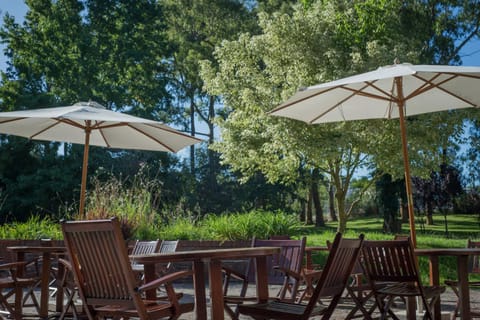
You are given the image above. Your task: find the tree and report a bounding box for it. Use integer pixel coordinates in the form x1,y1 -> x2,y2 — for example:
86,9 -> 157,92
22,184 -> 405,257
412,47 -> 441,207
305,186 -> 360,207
202,0 -> 475,232
0,0 -> 184,218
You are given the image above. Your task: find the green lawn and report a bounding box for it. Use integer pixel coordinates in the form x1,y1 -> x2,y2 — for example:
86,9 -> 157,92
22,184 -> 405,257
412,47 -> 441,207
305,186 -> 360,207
299,213 -> 480,283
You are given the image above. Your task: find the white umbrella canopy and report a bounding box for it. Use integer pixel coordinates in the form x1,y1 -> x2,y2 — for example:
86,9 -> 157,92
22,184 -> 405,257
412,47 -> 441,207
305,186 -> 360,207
271,63 -> 480,246
0,101 -> 202,216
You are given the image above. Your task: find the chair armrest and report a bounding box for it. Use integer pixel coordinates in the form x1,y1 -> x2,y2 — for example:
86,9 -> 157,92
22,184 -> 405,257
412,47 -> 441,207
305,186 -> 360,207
302,268 -> 323,281
0,261 -> 28,271
58,258 -> 72,270
137,270 -> 193,293
222,266 -> 248,281
273,266 -> 302,281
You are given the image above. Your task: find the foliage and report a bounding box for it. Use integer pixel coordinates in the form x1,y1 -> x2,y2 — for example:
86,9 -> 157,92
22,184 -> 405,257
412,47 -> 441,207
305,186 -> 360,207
200,210 -> 302,240
82,169 -> 158,240
201,0 -> 475,234
0,215 -> 61,239
0,0 -> 479,230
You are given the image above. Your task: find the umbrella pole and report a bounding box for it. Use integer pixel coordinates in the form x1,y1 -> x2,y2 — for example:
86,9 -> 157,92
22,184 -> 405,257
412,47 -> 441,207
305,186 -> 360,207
79,125 -> 91,218
396,77 -> 417,247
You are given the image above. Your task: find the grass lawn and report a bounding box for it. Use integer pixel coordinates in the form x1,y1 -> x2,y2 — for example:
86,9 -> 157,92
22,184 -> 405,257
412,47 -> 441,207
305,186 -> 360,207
299,213 -> 480,283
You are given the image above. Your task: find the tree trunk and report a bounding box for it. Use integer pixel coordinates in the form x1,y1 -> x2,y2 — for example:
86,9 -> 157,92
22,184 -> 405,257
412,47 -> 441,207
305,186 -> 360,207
299,198 -> 306,223
189,99 -> 196,174
311,168 -> 325,227
306,190 -> 313,225
207,96 -> 218,194
336,189 -> 347,233
328,183 -> 337,222
426,200 -> 434,225
400,199 -> 408,222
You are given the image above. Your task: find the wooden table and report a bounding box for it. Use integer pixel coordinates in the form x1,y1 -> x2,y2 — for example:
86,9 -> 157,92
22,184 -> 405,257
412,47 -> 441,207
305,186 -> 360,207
131,246 -> 280,320
7,246 -> 66,319
416,248 -> 480,320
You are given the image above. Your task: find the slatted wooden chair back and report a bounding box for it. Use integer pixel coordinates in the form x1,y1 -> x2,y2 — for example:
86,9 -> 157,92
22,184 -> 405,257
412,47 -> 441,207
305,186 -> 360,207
253,237 -> 306,286
308,233 -> 364,307
62,218 -> 144,317
361,238 -> 419,284
159,240 -> 179,254
131,240 -> 160,272
468,239 -> 480,273
131,240 -> 160,256
156,240 -> 179,276
237,233 -> 364,320
61,218 -> 193,320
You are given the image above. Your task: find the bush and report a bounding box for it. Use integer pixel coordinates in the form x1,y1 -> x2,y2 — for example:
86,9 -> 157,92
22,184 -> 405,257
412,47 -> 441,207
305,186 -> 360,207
0,215 -> 61,239
201,210 -> 302,240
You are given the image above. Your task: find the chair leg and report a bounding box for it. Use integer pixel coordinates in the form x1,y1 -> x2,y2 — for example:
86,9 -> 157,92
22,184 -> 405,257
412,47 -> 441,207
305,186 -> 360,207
345,286 -> 375,320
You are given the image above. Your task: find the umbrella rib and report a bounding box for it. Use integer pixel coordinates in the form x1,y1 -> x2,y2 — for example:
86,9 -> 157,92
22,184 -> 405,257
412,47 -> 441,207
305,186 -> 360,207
127,124 -> 176,153
270,85 -> 341,114
29,120 -> 63,140
350,81 -> 398,102
57,118 -> 88,130
408,73 -> 479,107
0,117 -> 26,124
309,81 -> 397,123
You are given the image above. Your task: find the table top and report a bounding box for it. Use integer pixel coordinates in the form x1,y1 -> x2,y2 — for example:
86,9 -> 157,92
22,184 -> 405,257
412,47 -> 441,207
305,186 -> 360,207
130,246 -> 280,263
7,246 -> 66,253
415,248 -> 480,256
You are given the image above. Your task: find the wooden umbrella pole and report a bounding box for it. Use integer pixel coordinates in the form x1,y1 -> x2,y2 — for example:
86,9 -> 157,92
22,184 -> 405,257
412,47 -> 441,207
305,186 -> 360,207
79,122 -> 91,219
395,77 -> 417,247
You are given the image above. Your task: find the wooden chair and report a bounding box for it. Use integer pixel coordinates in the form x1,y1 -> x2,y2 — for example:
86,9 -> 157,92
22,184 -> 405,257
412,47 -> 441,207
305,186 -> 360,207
361,238 -> 445,320
61,217 -> 194,320
130,240 -> 161,278
345,234 -> 410,319
57,257 -> 82,320
222,237 -> 306,319
0,261 -> 40,320
156,240 -> 179,276
444,239 -> 480,319
237,232 -> 364,320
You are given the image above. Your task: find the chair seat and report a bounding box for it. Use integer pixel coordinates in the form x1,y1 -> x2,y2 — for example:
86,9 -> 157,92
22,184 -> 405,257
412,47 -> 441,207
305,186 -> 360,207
378,282 -> 445,298
238,300 -> 328,318
95,300 -> 194,318
444,279 -> 480,287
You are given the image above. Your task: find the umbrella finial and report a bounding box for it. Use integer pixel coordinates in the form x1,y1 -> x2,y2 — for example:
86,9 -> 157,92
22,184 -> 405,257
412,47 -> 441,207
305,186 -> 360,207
394,57 -> 400,65
74,101 -> 106,109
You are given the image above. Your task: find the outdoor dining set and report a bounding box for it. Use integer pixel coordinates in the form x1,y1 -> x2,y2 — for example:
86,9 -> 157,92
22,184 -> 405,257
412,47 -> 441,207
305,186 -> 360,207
0,217 -> 479,320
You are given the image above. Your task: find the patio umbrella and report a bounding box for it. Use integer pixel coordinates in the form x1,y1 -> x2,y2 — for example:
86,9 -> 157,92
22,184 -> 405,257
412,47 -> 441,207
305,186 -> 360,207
0,101 -> 202,216
270,63 -> 480,246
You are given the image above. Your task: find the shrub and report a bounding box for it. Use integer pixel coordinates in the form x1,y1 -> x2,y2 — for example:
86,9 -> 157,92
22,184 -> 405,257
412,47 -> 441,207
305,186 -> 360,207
201,210 -> 302,240
0,215 -> 61,239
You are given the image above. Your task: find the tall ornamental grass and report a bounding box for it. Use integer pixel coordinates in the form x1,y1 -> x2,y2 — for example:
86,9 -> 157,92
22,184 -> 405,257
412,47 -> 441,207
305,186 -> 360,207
83,171 -> 158,240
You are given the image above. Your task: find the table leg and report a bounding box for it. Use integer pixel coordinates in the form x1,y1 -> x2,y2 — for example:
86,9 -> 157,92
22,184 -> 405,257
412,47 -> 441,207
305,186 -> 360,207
427,255 -> 441,320
143,263 -> 157,300
14,252 -> 25,320
457,255 -> 471,320
305,251 -> 313,270
39,252 -> 51,318
208,259 -> 225,320
254,256 -> 269,302
193,260 -> 208,320
55,259 -> 65,313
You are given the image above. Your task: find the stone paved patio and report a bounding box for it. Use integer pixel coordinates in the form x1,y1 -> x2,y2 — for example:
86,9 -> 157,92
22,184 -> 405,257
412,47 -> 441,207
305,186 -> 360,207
16,281 -> 477,319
